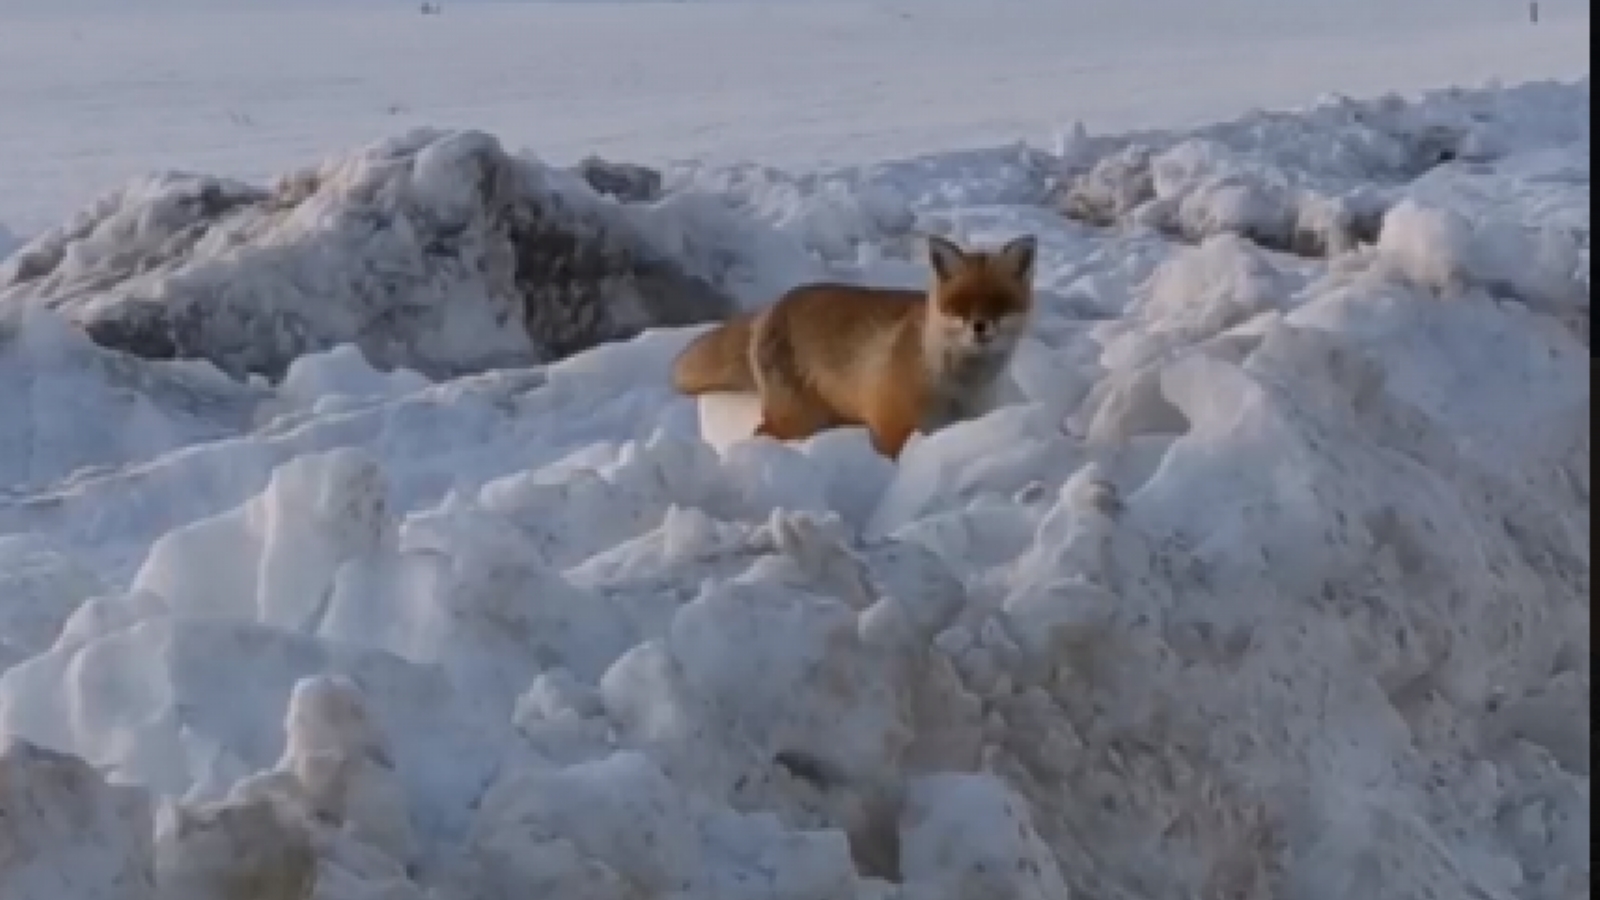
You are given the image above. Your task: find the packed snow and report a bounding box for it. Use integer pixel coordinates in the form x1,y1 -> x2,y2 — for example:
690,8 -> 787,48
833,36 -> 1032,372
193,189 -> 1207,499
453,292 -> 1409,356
0,2 -> 1592,898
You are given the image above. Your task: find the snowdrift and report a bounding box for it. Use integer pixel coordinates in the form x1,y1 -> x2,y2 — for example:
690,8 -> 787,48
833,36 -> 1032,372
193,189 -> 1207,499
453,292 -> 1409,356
1053,81 -> 1591,267
0,131 -> 739,380
0,80 -> 1591,900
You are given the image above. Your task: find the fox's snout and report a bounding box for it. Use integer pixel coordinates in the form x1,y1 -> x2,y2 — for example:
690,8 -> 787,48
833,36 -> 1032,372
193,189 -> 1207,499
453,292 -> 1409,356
942,313 -> 1020,353
960,318 -> 1003,349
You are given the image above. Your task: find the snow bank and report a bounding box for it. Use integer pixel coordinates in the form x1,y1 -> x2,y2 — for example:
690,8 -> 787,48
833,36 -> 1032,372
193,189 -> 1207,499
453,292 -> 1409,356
0,131 -> 742,381
0,738 -> 157,900
0,80 -> 1590,900
0,306 -> 270,493
1054,79 -> 1591,259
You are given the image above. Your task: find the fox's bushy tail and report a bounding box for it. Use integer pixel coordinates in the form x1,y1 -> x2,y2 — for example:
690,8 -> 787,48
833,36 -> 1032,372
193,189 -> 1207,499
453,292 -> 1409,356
671,313 -> 758,394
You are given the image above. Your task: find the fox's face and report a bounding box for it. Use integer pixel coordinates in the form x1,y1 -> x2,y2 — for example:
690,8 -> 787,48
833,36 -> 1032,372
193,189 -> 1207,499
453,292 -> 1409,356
925,234 -> 1037,356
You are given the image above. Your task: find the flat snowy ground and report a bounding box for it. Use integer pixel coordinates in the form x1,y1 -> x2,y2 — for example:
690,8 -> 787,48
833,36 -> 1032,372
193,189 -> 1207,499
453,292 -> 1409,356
0,0 -> 1592,233
0,3 -> 1592,899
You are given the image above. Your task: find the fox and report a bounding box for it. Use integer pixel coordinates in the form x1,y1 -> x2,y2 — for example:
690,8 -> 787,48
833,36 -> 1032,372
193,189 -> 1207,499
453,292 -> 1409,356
671,233 -> 1037,460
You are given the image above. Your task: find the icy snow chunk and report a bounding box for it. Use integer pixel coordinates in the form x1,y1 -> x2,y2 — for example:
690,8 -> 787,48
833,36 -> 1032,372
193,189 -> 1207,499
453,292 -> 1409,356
1046,81 -> 1595,261
0,535 -> 108,658
1374,200 -> 1483,289
792,428 -> 900,529
603,576 -> 913,802
154,792 -> 317,900
1070,359 -> 1190,445
693,808 -> 859,900
1098,232 -> 1290,371
1288,790 -> 1527,900
325,522 -> 636,706
1375,198 -> 1589,318
1153,140 -> 1297,235
1285,278 -> 1590,478
714,428 -> 900,531
868,402 -> 1077,540
0,737 -> 157,900
472,430 -> 728,570
131,447 -> 393,631
462,751 -> 702,898
273,675 -> 416,866
278,345 -> 430,412
1059,136 -> 1391,258
717,439 -> 848,520
53,589 -> 172,652
0,618 -> 507,857
853,538 -> 968,647
899,773 -> 1068,900
670,579 -> 912,783
0,305 -> 267,490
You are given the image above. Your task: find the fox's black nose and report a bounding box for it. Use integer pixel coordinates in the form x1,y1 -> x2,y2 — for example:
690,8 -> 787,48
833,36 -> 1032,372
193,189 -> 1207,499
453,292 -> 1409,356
973,320 -> 992,339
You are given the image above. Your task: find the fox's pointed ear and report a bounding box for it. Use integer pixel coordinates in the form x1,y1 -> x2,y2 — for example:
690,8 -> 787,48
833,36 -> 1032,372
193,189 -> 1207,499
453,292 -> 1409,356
926,234 -> 967,283
996,235 -> 1038,282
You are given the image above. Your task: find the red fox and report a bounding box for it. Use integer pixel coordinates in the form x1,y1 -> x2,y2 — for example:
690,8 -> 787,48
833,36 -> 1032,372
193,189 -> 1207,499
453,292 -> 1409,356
672,234 -> 1037,459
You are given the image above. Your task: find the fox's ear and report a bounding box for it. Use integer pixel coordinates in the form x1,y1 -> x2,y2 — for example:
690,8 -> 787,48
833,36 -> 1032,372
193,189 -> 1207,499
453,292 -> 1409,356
996,235 -> 1038,282
926,234 -> 968,282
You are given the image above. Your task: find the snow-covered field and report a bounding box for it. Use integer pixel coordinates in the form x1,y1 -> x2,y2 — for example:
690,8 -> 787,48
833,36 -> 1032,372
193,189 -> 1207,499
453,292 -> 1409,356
0,2 -> 1592,899
0,0 -> 1592,233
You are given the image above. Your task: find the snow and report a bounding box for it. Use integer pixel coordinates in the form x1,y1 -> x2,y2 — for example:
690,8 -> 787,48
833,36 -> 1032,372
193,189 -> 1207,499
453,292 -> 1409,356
0,2 -> 1592,898
0,225 -> 20,263
0,0 -> 1591,235
0,130 -> 741,381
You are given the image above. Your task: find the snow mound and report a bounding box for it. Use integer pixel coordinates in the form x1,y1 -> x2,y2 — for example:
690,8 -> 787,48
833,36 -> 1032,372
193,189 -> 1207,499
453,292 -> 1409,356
0,737 -> 156,900
0,306 -> 270,493
1054,79 -> 1591,259
0,130 -> 739,380
1373,198 -> 1589,329
0,79 -> 1591,900
666,144 -> 1059,269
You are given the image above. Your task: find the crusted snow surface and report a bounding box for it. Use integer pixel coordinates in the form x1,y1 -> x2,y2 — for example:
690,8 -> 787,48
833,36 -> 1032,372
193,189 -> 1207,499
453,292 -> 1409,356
0,82 -> 1591,900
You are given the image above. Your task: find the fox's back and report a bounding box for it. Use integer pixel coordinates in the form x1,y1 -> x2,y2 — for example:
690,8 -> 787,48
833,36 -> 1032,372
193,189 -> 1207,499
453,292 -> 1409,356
757,283 -> 925,415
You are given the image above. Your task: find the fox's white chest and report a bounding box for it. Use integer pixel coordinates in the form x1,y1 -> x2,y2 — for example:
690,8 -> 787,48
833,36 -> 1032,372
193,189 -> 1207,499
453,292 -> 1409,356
920,389 -> 997,433
921,346 -> 1011,432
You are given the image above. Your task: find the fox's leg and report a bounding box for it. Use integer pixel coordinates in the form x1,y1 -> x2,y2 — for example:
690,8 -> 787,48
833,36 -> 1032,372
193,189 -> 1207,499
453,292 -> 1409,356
864,390 -> 921,461
755,397 -> 834,441
752,368 -> 834,440
750,320 -> 834,442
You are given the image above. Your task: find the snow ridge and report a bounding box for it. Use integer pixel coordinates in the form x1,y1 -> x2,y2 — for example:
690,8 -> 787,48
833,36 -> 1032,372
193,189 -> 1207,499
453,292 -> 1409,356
0,131 -> 739,381
0,80 -> 1590,900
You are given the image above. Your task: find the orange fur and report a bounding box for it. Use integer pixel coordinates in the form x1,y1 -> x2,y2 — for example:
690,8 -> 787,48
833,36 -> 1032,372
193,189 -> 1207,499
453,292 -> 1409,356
671,312 -> 758,394
670,234 -> 1038,460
